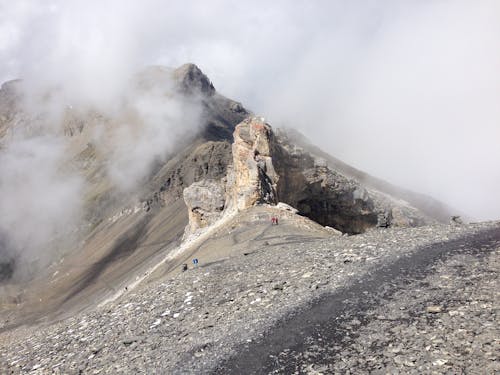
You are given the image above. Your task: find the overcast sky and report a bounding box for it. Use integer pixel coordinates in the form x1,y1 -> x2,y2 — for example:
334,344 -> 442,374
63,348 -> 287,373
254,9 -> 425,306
1,0 -> 499,220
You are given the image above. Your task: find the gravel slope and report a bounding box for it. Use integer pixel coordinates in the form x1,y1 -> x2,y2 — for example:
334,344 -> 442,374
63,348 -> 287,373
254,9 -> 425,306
0,221 -> 498,374
218,226 -> 500,374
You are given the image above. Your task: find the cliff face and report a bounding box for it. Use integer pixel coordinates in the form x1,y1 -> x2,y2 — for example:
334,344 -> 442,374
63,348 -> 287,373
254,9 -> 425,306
0,63 -> 455,323
183,115 -> 439,236
183,180 -> 225,234
228,117 -> 279,210
182,117 -> 280,236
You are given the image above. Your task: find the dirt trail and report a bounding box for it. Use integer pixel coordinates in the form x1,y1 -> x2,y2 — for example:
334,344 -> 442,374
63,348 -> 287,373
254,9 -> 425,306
215,226 -> 500,374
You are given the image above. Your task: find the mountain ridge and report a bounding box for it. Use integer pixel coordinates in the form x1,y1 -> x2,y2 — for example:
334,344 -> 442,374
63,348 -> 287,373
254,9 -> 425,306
0,63 -> 457,329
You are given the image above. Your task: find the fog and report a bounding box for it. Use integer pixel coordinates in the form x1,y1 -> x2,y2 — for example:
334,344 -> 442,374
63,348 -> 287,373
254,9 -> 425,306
0,0 -> 499,244
0,134 -> 83,272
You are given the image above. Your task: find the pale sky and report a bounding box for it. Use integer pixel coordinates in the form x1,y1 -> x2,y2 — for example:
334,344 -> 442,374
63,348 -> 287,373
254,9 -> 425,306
1,0 -> 499,220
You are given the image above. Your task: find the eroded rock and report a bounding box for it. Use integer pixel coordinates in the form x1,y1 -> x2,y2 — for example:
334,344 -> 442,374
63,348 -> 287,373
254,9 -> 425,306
227,117 -> 279,210
183,180 -> 225,235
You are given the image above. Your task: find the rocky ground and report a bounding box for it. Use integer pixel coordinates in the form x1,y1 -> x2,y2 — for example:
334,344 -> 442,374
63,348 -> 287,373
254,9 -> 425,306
1,220 -> 499,374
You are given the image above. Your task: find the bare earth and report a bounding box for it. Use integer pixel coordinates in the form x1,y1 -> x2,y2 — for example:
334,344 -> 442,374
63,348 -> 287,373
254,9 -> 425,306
0,212 -> 498,374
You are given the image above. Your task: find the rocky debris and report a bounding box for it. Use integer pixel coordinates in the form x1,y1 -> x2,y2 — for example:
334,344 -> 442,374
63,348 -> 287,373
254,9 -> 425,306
183,180 -> 225,236
0,80 -> 22,139
276,202 -> 298,214
425,305 -> 443,313
216,224 -> 500,374
324,226 -> 343,236
1,221 -> 498,374
296,245 -> 500,375
376,211 -> 391,228
0,63 -> 474,371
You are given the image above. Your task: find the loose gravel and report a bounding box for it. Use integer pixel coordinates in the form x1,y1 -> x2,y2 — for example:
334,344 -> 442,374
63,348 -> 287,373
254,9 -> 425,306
0,221 -> 498,374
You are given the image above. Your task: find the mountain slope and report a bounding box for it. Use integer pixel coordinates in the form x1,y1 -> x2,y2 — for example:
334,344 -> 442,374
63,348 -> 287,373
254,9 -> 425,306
0,64 -> 457,329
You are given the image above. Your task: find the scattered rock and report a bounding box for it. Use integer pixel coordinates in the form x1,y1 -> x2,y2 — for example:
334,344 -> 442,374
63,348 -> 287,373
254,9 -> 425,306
426,305 -> 443,313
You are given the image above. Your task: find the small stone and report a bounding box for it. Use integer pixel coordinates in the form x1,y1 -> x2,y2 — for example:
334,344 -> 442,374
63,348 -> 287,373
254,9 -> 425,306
426,305 -> 443,313
433,359 -> 448,366
122,336 -> 142,345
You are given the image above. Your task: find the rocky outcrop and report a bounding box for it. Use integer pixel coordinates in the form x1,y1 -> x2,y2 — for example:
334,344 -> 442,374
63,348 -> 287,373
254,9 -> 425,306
182,117 -> 281,236
227,117 -> 279,210
272,131 -> 439,233
291,167 -> 378,234
183,180 -> 225,235
183,116 -> 440,235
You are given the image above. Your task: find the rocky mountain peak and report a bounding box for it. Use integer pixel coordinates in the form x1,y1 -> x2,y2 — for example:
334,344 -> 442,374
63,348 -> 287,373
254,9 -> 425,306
172,63 -> 215,96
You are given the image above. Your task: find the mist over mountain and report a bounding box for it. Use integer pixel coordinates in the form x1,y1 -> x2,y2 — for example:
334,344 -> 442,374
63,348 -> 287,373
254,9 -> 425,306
1,0 -> 499,220
0,4 -> 499,373
0,65 -> 498,373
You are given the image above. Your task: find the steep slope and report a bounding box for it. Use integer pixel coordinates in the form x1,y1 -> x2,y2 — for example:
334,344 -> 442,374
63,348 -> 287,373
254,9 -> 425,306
0,64 -> 248,324
280,128 -> 459,222
0,64 -> 457,329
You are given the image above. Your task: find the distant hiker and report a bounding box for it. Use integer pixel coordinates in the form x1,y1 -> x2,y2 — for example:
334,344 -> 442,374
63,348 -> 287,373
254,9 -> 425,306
181,263 -> 188,272
271,216 -> 276,225
275,217 -> 279,225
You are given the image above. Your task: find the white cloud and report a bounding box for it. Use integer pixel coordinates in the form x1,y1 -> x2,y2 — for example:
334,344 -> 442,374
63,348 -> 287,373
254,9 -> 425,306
1,0 -> 499,220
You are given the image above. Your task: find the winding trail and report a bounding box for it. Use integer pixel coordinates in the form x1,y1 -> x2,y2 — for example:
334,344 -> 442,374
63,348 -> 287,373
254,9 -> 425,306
215,226 -> 500,374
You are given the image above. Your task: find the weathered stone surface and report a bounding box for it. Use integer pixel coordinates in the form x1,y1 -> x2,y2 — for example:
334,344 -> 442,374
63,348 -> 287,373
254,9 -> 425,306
172,63 -> 215,96
178,118 -> 441,235
227,117 -> 279,210
183,180 -> 225,235
276,202 -> 298,214
273,130 -> 442,233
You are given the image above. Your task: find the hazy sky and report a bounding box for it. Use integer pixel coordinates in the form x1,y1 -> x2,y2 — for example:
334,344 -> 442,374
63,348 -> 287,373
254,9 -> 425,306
1,0 -> 499,220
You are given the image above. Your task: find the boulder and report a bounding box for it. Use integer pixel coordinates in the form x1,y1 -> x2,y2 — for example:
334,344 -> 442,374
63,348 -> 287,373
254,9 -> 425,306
183,180 -> 225,235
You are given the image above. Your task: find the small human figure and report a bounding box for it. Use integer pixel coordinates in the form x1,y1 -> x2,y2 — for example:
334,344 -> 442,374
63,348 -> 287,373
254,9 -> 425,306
275,216 -> 279,225
271,216 -> 276,225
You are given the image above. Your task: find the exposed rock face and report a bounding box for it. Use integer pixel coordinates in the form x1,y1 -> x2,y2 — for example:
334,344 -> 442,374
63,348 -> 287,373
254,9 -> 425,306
182,117 -> 281,236
183,180 -> 225,235
269,135 -> 379,233
228,117 -> 279,210
172,63 -> 215,96
272,131 -> 440,233
183,116 -> 440,235
0,62 -> 457,324
292,168 -> 378,233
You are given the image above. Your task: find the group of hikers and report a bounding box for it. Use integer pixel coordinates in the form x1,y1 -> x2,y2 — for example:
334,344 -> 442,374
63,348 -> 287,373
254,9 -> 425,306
271,216 -> 279,225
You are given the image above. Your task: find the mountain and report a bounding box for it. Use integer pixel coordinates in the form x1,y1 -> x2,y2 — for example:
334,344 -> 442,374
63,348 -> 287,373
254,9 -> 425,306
0,64 -> 456,328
